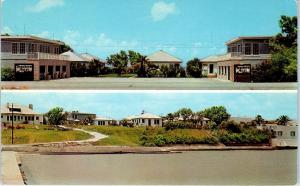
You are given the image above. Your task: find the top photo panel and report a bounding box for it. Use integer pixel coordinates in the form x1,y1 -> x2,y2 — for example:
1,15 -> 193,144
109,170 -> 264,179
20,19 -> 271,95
1,0 -> 297,90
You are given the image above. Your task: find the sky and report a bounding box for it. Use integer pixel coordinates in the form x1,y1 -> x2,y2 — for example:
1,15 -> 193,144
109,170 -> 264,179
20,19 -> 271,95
1,0 -> 297,63
1,91 -> 297,120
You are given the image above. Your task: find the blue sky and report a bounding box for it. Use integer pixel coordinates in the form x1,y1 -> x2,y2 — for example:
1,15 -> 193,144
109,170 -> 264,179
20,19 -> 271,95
1,91 -> 297,120
1,0 -> 297,63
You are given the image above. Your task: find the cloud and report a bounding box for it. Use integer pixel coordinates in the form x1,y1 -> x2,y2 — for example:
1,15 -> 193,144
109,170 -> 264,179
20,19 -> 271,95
83,33 -> 139,53
1,26 -> 13,34
27,0 -> 64,13
63,30 -> 81,46
151,1 -> 176,21
36,31 -> 50,38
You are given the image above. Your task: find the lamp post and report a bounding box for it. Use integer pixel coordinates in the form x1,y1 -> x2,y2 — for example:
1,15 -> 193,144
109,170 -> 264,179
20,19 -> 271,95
11,103 -> 14,144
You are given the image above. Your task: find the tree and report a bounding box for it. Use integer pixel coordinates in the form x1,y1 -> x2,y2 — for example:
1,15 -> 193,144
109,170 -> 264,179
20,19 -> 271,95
254,115 -> 264,126
106,50 -> 129,76
60,44 -> 73,53
128,50 -> 149,77
46,107 -> 67,126
201,106 -> 230,125
87,59 -> 104,76
276,115 -> 290,125
272,15 -> 297,48
186,58 -> 202,77
174,108 -> 193,121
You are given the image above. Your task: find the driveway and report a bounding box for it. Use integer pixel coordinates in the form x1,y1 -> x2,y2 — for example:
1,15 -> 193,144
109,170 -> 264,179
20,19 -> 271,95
1,77 -> 297,90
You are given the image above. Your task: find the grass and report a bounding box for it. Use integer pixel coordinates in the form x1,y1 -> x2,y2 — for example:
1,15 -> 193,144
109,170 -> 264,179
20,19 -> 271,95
1,124 -> 92,145
80,125 -> 145,146
80,125 -> 217,147
98,73 -> 137,78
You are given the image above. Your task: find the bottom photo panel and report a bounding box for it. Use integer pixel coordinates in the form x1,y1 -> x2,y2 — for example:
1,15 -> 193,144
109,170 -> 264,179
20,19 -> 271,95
1,91 -> 297,185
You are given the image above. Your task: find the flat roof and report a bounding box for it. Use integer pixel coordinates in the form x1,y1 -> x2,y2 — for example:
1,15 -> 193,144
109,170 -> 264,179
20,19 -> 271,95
1,35 -> 65,45
226,36 -> 273,45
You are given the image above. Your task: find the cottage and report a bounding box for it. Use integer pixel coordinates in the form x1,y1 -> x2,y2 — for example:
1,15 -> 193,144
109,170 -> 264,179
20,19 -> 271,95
147,50 -> 182,68
201,36 -> 272,82
67,111 -> 96,123
93,116 -> 116,126
1,35 -> 71,80
1,103 -> 43,124
125,112 -> 162,127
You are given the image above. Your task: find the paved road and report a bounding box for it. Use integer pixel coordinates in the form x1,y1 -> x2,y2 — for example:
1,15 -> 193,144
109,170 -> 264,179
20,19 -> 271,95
1,78 -> 297,90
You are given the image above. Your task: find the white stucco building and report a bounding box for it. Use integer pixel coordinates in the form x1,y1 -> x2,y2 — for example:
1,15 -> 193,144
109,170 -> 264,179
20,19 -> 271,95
1,103 -> 43,124
147,50 -> 182,68
125,112 -> 163,127
93,116 -> 116,126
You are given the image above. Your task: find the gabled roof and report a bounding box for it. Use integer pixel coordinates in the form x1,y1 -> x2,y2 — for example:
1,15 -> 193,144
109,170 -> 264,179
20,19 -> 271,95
1,103 -> 42,115
61,51 -> 88,62
147,50 -> 182,63
226,36 -> 273,45
80,53 -> 106,63
201,53 -> 231,62
1,35 -> 65,45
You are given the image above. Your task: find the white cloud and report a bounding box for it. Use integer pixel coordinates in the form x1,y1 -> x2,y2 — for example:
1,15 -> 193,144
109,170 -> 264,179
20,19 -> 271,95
36,31 -> 50,38
63,30 -> 81,46
83,33 -> 139,53
1,26 -> 13,34
27,0 -> 64,13
151,1 -> 176,21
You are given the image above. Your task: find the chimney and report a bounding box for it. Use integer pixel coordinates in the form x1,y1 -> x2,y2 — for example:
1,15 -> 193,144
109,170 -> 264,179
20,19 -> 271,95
29,104 -> 33,110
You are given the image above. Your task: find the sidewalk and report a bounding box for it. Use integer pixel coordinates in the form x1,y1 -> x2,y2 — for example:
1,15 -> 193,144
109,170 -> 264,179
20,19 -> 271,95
1,151 -> 24,185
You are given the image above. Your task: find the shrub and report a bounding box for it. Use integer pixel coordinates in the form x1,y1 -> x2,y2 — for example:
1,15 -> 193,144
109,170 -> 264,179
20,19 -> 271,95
164,121 -> 197,130
1,67 -> 15,81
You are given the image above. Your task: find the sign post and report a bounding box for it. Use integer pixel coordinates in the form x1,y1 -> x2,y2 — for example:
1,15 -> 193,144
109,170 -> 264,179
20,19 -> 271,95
11,103 -> 14,144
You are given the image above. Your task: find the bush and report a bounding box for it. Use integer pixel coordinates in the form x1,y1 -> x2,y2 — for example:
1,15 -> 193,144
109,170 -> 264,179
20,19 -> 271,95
1,67 -> 15,81
219,120 -> 241,133
164,121 -> 197,130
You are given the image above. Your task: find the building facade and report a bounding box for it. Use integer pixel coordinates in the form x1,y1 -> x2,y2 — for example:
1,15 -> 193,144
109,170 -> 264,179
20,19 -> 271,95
201,36 -> 272,82
1,103 -> 43,124
1,35 -> 71,81
93,116 -> 116,126
125,112 -> 163,127
147,50 -> 182,68
67,111 -> 96,123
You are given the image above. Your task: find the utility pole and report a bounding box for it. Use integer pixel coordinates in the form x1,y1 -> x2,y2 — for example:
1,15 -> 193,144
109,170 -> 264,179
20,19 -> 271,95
11,103 -> 14,144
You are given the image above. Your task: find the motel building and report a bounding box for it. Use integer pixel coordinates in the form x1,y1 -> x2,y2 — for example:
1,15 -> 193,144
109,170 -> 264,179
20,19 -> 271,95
125,112 -> 163,127
93,116 -> 117,126
258,121 -> 298,147
1,103 -> 43,124
147,50 -> 182,68
201,36 -> 272,82
1,35 -> 71,81
67,111 -> 96,123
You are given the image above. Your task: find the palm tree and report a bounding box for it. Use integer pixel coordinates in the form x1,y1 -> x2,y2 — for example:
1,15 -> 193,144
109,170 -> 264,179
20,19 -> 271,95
276,115 -> 290,125
128,50 -> 149,77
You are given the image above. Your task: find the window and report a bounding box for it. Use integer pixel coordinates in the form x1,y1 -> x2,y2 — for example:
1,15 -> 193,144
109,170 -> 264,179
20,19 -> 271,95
253,43 -> 259,55
277,131 -> 283,136
25,116 -> 27,121
55,47 -> 60,54
7,116 -> 9,121
291,131 -> 296,137
244,43 -> 251,55
18,116 -> 20,120
237,44 -> 242,53
142,119 -> 145,123
62,66 -> 67,72
56,66 -> 61,72
20,43 -> 26,54
12,43 -> 18,54
28,43 -> 37,52
36,116 -> 39,120
14,116 -> 16,121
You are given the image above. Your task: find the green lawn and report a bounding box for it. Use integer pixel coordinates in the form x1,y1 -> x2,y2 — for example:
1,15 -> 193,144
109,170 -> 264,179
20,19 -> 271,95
80,125 -> 216,147
80,125 -> 145,146
1,124 -> 92,145
98,73 -> 137,78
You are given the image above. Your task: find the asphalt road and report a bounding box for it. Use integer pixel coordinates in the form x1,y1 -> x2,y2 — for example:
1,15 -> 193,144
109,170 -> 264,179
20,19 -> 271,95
1,77 -> 297,90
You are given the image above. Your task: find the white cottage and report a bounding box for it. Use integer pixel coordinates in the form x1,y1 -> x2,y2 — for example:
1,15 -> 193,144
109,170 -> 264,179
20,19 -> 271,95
125,112 -> 162,127
93,116 -> 116,126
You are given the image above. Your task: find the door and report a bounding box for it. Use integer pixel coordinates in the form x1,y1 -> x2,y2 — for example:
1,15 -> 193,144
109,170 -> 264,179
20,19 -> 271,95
209,64 -> 214,74
15,64 -> 34,81
227,66 -> 230,80
148,119 -> 151,126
